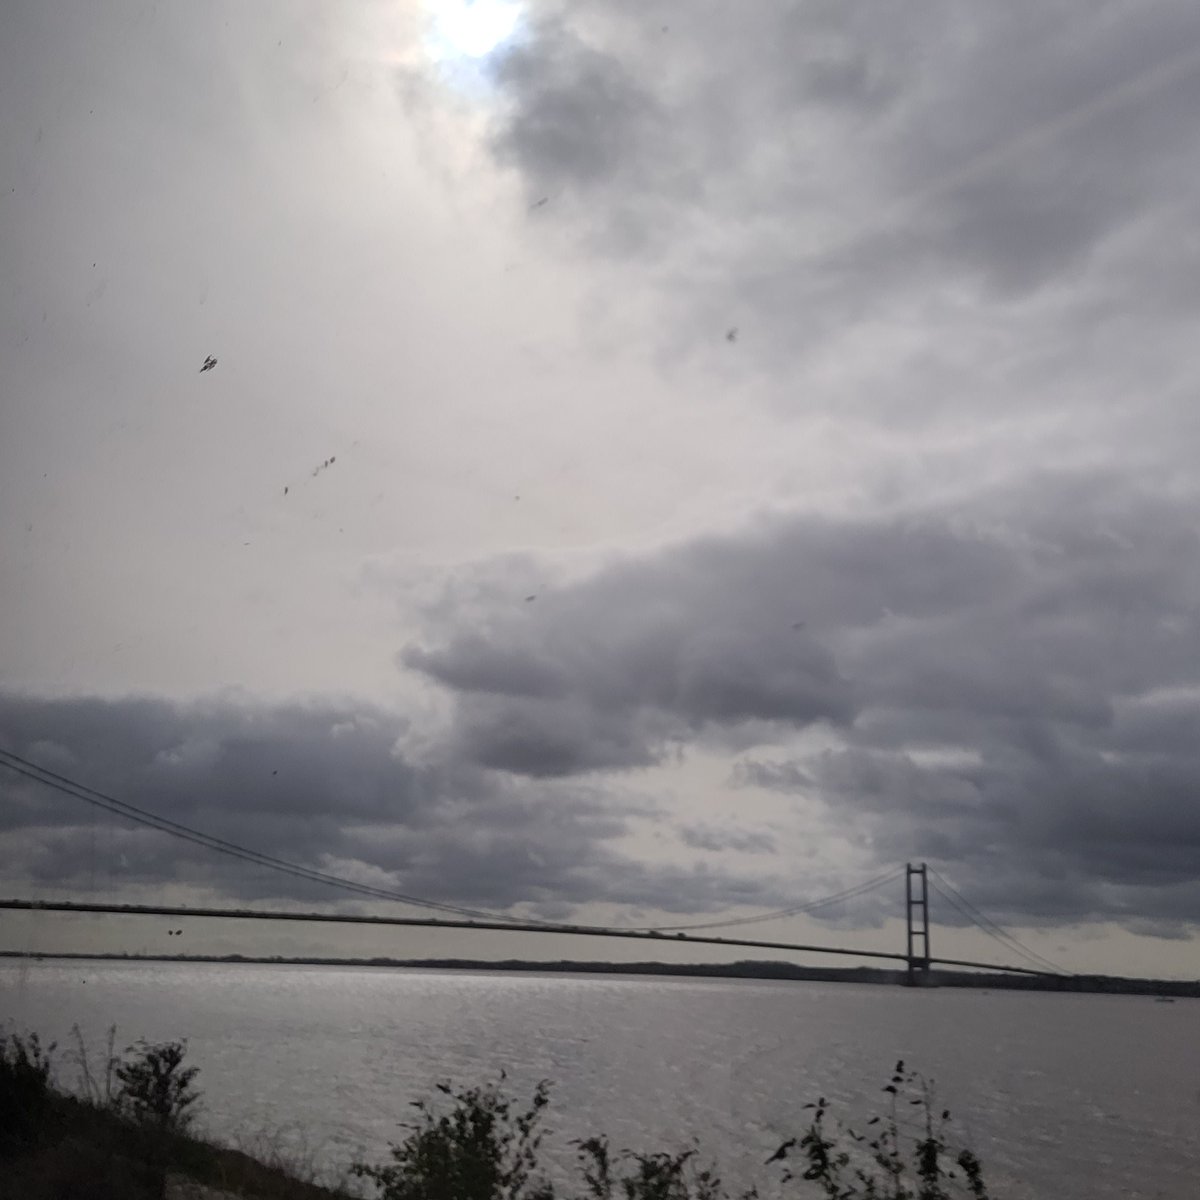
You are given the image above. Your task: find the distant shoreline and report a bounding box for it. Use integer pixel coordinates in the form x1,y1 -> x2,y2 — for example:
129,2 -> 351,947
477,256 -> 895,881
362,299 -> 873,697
3,951 -> 1196,997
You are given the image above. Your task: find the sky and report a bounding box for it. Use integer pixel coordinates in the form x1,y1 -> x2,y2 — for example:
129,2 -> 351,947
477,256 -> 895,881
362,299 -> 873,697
3,0 -> 1200,978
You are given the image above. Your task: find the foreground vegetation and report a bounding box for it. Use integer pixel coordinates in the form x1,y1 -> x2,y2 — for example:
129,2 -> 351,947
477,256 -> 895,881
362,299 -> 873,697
0,1031 -> 344,1200
1,1029 -> 990,1199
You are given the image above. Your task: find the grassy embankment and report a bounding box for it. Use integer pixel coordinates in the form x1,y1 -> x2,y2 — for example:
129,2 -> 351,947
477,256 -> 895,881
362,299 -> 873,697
0,1031 -> 345,1200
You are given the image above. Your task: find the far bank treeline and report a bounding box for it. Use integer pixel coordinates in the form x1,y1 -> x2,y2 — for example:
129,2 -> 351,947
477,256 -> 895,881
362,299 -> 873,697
5,951 -> 1198,998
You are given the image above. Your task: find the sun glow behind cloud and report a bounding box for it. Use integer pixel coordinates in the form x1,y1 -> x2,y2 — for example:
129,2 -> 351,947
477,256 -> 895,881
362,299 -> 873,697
426,0 -> 523,62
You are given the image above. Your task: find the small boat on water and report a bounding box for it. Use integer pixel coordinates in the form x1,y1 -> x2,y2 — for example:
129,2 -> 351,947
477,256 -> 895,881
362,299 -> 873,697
1154,996 -> 1176,1003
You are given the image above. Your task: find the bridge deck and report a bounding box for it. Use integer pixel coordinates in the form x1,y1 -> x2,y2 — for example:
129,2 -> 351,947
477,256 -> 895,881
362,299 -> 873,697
0,899 -> 1054,976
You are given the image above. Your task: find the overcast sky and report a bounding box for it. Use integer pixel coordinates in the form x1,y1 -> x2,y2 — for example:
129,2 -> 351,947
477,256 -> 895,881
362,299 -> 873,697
3,0 -> 1200,977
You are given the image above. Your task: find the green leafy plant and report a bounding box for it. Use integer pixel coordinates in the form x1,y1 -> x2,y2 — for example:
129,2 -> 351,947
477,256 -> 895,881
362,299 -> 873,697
114,1039 -> 201,1134
355,1077 -> 742,1200
113,1039 -> 203,1200
768,1062 -> 990,1200
352,1074 -> 555,1200
355,1068 -> 989,1200
573,1137 -> 729,1200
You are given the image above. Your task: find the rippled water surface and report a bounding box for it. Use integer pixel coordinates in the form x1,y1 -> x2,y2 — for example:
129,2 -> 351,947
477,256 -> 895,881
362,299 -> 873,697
2,962 -> 1196,1198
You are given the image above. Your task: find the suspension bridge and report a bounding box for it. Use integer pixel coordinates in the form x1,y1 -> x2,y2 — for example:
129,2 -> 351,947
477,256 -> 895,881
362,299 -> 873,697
0,747 -> 1069,984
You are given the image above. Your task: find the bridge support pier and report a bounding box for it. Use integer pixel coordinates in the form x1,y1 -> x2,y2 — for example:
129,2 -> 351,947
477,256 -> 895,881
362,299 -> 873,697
905,862 -> 933,986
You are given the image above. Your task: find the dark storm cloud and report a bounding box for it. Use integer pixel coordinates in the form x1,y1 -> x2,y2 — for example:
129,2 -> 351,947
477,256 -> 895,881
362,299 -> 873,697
0,692 -> 621,908
489,0 -> 1200,328
491,16 -> 665,196
0,693 -> 427,847
404,468 -> 1200,932
401,539 -> 858,775
445,694 -> 665,777
0,692 -> 795,917
678,823 -> 777,856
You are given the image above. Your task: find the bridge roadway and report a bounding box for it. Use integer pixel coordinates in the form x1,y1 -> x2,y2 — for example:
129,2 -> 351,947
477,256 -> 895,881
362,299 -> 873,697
0,898 -> 1054,977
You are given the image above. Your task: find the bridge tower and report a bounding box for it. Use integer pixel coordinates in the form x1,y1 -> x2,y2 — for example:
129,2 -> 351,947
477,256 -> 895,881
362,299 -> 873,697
905,862 -> 932,986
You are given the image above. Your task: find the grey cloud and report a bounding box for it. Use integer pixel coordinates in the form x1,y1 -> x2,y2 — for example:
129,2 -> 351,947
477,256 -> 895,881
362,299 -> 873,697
404,468 -> 1200,931
482,0 -> 1200,388
732,759 -> 812,793
0,692 -> 616,908
0,691 -> 797,918
764,480 -> 1200,925
1125,917 -> 1194,942
868,3 -> 1200,293
490,16 -> 666,199
0,693 -> 426,844
447,694 -> 664,777
406,468 -> 1199,781
757,735 -> 1200,932
402,542 -> 857,776
404,638 -> 568,700
678,823 -> 777,855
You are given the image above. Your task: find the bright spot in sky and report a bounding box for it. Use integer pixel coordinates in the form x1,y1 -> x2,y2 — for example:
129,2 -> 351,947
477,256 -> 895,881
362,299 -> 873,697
428,0 -> 523,61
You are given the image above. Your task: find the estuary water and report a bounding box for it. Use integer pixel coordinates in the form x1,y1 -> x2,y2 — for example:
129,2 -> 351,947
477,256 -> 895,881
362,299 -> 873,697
2,961 -> 1195,1199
